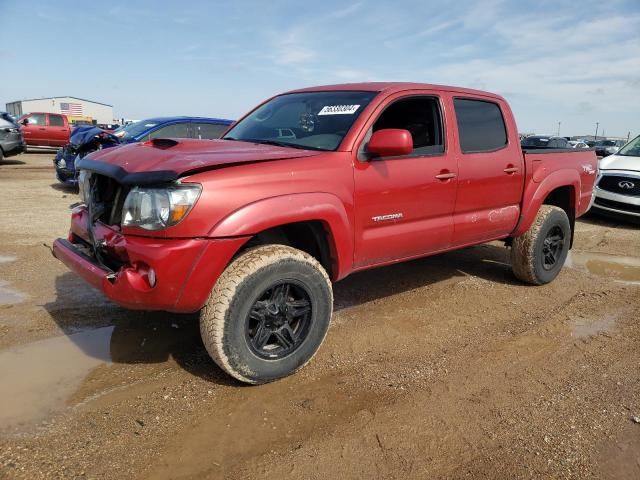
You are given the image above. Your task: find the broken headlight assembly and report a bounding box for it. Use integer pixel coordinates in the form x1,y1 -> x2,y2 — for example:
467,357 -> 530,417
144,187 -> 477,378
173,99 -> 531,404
121,184 -> 202,230
78,170 -> 92,204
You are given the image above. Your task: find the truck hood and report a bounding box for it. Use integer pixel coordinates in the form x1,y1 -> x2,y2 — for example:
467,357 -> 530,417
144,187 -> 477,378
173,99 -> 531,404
599,153 -> 640,172
79,138 -> 321,185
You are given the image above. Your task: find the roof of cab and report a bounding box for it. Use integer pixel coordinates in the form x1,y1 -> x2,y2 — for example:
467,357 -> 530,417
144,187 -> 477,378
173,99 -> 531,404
286,82 -> 504,101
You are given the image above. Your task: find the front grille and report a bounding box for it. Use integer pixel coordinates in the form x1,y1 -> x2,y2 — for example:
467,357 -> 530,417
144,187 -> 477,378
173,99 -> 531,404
594,197 -> 640,214
88,174 -> 126,225
598,175 -> 640,196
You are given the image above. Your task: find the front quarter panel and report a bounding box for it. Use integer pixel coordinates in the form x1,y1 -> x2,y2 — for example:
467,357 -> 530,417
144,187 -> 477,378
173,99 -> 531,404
158,153 -> 355,278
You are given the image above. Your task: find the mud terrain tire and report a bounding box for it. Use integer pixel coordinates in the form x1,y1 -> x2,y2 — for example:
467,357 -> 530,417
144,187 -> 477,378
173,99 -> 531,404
511,205 -> 571,285
200,245 -> 333,384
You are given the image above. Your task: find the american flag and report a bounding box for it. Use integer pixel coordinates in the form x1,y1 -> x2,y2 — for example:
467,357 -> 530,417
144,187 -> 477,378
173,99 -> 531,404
60,102 -> 83,116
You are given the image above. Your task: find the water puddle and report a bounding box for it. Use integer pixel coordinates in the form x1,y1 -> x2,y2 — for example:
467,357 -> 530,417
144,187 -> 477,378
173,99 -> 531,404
0,318 -> 198,433
0,327 -> 114,432
0,279 -> 26,305
571,314 -> 618,339
0,255 -> 26,305
565,251 -> 640,285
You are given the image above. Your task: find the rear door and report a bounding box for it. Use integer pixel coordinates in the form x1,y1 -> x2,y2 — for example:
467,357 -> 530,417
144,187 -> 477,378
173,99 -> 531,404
21,113 -> 48,146
451,97 -> 524,245
353,92 -> 457,267
47,114 -> 69,147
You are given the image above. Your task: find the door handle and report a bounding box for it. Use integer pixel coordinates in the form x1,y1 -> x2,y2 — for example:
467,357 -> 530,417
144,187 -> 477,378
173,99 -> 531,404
39,127 -> 46,131
435,172 -> 457,180
504,167 -> 519,174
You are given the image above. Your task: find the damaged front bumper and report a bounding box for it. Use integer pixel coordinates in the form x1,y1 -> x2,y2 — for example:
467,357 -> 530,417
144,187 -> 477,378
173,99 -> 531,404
52,206 -> 249,312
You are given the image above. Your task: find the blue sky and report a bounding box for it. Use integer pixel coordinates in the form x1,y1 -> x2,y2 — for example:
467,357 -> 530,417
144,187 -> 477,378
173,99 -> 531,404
1,0 -> 638,137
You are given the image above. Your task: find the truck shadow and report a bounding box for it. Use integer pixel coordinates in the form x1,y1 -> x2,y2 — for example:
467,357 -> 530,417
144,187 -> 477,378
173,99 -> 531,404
0,159 -> 26,166
44,243 -> 517,385
581,211 -> 640,230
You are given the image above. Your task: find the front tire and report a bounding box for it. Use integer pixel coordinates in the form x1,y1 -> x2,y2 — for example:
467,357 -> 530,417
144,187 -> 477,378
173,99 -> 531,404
200,245 -> 333,384
511,205 -> 571,285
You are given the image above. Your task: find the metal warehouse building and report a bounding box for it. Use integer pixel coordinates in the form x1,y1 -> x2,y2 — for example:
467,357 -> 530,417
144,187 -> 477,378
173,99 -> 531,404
5,96 -> 113,124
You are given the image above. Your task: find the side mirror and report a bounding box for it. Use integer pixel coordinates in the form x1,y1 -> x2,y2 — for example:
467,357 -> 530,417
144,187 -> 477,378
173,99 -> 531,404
21,118 -> 29,126
367,129 -> 413,158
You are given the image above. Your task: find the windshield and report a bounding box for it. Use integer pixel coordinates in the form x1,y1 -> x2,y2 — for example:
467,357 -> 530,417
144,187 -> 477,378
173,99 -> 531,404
223,91 -> 377,151
596,140 -> 617,146
114,120 -> 159,140
617,135 -> 640,157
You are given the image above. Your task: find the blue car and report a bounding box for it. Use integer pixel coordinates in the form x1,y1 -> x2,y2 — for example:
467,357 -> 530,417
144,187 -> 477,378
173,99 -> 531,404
54,116 -> 233,186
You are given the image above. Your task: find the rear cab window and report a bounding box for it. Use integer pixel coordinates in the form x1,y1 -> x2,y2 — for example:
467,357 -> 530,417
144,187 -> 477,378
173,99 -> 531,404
453,98 -> 507,153
49,114 -> 65,127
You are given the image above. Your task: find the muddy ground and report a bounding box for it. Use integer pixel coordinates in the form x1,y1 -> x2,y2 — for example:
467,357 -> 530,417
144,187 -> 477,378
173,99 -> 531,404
0,153 -> 639,479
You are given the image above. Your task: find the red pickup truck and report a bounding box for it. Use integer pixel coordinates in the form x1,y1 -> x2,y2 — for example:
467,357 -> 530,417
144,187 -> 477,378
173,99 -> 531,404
53,82 -> 597,384
18,112 -> 71,149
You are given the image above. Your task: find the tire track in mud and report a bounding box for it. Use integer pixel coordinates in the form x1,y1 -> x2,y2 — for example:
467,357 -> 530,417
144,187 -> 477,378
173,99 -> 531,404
218,285 -> 640,480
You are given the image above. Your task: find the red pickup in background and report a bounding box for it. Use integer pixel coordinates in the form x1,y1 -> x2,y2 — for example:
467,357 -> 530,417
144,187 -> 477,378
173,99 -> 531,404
18,112 -> 71,149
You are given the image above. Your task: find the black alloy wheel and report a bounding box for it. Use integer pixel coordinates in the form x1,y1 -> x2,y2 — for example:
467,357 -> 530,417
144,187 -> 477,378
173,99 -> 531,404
541,225 -> 565,270
246,281 -> 312,359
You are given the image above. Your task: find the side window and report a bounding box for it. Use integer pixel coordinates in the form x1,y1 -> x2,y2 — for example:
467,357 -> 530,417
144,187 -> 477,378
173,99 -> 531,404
194,123 -> 228,139
148,122 -> 191,139
49,114 -> 65,127
26,113 -> 46,126
454,98 -> 507,153
364,96 -> 444,158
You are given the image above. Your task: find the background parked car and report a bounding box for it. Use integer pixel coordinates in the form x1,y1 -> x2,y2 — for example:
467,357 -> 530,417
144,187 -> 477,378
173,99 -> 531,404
55,116 -> 233,186
18,112 -> 71,149
521,135 -> 570,148
112,116 -> 233,143
54,126 -> 119,186
594,139 -> 626,157
0,112 -> 25,161
96,123 -> 120,132
568,140 -> 589,149
592,135 -> 640,223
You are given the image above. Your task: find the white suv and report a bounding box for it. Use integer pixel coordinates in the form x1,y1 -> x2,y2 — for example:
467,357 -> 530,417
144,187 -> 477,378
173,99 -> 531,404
592,135 -> 640,223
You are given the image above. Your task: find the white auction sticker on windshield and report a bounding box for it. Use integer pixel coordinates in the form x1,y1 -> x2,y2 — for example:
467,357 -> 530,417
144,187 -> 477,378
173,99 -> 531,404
318,105 -> 360,116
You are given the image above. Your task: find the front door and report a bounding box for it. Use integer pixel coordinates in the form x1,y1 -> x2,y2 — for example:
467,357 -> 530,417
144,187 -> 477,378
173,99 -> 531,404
21,113 -> 48,146
353,94 -> 457,267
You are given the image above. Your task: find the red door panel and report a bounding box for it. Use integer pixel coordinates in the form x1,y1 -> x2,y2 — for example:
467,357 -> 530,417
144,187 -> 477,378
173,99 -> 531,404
20,113 -> 48,146
354,157 -> 457,266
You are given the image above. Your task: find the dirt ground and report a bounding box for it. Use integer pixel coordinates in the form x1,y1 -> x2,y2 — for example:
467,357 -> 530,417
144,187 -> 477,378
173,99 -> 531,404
0,152 -> 639,480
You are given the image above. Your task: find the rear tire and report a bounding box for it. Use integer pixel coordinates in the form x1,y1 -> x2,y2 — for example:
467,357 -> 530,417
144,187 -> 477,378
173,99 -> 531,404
511,205 -> 571,285
199,245 -> 333,384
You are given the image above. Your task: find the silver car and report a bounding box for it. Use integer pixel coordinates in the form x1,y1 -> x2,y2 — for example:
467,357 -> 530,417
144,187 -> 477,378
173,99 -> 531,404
0,112 -> 25,161
592,135 -> 640,223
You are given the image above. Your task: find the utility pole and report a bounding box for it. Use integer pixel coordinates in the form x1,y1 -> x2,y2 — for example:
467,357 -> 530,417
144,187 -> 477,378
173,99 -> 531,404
628,131 -> 631,143
557,121 -> 561,136
594,122 -> 599,141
